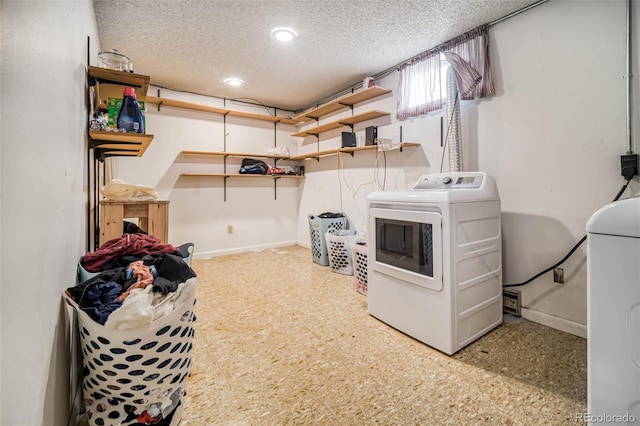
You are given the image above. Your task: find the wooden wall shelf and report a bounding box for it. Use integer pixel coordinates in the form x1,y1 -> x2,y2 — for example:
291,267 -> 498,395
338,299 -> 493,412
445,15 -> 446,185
180,173 -> 304,179
291,110 -> 390,137
177,151 -> 303,201
293,86 -> 391,122
179,150 -> 292,160
88,66 -> 150,101
89,130 -> 154,157
145,96 -> 299,125
290,143 -> 420,161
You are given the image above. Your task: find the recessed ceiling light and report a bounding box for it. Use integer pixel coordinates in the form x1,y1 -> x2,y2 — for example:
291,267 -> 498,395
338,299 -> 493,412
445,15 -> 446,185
224,78 -> 244,86
271,27 -> 297,42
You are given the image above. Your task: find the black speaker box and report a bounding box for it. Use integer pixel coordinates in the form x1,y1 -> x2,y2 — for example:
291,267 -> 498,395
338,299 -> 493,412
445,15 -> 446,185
365,126 -> 378,145
341,132 -> 356,148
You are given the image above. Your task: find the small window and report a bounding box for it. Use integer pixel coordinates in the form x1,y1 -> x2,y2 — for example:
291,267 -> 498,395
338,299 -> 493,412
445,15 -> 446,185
397,54 -> 450,120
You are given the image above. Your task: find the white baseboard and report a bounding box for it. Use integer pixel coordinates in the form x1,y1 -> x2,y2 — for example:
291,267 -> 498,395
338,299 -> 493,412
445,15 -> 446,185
193,240 -> 299,259
298,240 -> 310,249
521,307 -> 587,338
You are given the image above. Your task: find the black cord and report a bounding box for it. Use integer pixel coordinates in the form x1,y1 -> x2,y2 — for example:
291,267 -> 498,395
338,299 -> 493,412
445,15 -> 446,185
228,97 -> 277,116
338,154 -> 344,213
503,178 -> 631,288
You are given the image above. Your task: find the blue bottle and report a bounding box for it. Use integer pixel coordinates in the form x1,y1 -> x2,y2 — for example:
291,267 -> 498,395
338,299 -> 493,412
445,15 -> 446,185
116,86 -> 144,133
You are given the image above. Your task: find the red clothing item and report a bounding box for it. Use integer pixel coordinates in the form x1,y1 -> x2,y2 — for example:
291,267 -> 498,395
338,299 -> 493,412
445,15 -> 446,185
82,234 -> 179,272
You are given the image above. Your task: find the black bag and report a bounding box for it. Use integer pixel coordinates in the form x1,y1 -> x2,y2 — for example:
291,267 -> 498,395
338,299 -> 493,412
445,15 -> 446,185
239,158 -> 268,175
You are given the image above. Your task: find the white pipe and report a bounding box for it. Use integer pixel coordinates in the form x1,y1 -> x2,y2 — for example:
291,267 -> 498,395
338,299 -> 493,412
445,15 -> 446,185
626,0 -> 634,154
446,67 -> 462,172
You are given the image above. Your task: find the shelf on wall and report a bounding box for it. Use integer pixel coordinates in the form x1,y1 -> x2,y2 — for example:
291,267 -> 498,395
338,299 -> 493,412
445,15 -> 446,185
88,66 -> 150,101
179,173 -> 305,179
179,150 -> 292,160
89,131 -> 154,157
291,110 -> 390,137
145,96 -> 299,125
290,143 -> 420,161
178,172 -> 304,201
293,86 -> 392,122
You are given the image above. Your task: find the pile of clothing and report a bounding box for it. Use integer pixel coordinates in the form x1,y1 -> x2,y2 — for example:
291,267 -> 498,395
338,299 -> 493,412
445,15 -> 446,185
66,234 -> 196,330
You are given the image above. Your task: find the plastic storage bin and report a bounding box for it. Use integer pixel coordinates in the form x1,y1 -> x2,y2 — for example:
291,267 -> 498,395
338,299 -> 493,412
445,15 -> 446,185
308,214 -> 348,266
66,290 -> 196,425
351,239 -> 368,295
325,230 -> 357,275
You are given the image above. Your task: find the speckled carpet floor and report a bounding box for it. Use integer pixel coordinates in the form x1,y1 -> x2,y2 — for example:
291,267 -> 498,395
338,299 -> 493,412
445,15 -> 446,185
180,245 -> 587,425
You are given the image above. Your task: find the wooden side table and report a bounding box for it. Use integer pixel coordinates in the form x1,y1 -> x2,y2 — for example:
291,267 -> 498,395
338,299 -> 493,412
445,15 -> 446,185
99,200 -> 169,246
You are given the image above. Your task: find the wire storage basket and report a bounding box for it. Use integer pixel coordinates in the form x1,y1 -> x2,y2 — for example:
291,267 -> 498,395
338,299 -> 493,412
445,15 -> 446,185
66,289 -> 196,426
308,214 -> 348,266
325,230 -> 358,275
351,239 -> 368,295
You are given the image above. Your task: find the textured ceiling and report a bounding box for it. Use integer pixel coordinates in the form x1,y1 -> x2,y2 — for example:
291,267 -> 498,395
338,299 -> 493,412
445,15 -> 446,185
93,0 -> 540,112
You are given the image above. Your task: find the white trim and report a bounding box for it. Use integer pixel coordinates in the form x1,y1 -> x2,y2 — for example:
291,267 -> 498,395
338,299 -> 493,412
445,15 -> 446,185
193,241 -> 299,259
521,307 -> 587,338
298,240 -> 311,249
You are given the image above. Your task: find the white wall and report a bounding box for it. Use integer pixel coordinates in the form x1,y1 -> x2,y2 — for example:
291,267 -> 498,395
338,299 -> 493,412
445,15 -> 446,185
1,0 -> 100,424
481,0 -> 639,335
112,88 -> 301,257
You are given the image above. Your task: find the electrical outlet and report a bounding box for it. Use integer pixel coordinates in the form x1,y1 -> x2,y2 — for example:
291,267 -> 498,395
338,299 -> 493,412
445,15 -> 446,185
503,289 -> 521,316
553,267 -> 564,283
227,225 -> 233,234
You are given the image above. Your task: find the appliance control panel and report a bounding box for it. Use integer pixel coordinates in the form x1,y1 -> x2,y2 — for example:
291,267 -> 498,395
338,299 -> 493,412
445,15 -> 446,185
413,173 -> 484,190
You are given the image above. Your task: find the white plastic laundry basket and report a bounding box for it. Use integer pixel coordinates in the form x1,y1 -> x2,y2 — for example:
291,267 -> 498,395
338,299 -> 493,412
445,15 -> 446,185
308,215 -> 348,266
66,289 -> 196,426
325,230 -> 357,275
351,240 -> 368,295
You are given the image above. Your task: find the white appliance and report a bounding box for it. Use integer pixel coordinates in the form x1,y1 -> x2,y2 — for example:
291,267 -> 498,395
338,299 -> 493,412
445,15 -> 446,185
587,196 -> 640,420
367,172 -> 502,355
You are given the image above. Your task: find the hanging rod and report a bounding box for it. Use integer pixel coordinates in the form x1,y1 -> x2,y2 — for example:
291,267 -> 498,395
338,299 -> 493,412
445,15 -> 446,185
626,0 -> 634,154
299,0 -> 549,112
488,0 -> 549,27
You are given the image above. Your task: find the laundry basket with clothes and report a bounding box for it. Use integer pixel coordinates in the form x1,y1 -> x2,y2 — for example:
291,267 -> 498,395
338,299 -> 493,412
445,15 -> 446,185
65,238 -> 197,426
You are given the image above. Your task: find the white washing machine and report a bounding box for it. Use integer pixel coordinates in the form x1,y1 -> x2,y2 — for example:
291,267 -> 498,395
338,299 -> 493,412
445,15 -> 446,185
367,172 -> 502,355
587,196 -> 640,421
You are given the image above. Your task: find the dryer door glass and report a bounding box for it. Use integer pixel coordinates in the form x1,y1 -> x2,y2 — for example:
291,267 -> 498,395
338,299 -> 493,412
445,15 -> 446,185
375,219 -> 433,278
369,208 -> 442,291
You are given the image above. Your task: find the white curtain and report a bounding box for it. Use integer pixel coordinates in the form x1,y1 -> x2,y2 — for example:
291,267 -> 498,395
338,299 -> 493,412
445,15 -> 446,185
396,24 -> 494,121
442,52 -> 481,96
440,25 -> 494,100
396,52 -> 442,120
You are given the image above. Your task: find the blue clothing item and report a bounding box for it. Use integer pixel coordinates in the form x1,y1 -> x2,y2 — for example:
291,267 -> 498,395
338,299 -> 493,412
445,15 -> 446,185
81,281 -> 123,324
